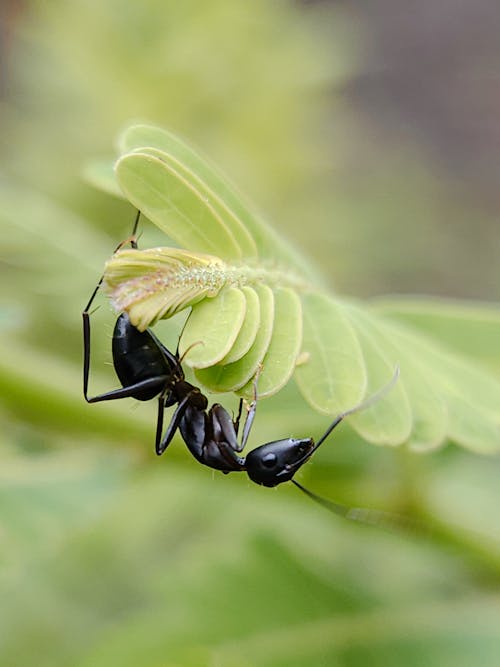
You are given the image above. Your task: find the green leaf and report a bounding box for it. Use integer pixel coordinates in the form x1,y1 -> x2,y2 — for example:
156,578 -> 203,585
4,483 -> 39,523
179,287 -> 247,369
445,394 -> 500,453
238,287 -> 302,400
119,125 -> 263,248
103,247 -> 227,330
343,305 -> 415,446
115,152 -> 243,260
124,143 -> 258,259
118,123 -> 316,276
294,293 -> 367,415
373,297 -> 500,373
195,284 -> 274,393
220,286 -> 260,364
378,318 -> 500,454
105,245 -> 308,327
344,304 -> 448,450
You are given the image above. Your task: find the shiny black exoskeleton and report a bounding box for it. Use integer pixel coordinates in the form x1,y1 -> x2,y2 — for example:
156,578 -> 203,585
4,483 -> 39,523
83,307 -> 209,454
87,311 -> 180,403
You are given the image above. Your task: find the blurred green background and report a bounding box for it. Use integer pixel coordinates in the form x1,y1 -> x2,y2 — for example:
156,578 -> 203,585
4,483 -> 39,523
1,1 -> 500,665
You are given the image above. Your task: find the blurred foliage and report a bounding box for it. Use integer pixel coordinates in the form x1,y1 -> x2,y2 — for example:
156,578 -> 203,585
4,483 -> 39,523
1,1 -> 500,666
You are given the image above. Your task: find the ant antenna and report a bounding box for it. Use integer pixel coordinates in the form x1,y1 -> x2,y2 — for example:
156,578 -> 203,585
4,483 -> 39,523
305,365 -> 400,464
291,479 -> 424,535
288,368 -> 426,534
178,340 -> 204,365
174,310 -> 196,358
82,209 -> 142,401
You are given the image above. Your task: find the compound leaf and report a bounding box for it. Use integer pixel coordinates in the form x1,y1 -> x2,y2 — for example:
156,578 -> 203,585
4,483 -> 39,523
96,123 -> 500,450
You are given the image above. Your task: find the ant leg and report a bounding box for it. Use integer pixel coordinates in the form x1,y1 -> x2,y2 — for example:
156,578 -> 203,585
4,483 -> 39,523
85,375 -> 169,403
206,406 -> 246,468
156,394 -> 191,455
211,404 -> 240,452
239,367 -> 262,450
233,399 -> 244,436
155,396 -> 165,454
82,310 -> 93,401
214,441 -> 246,470
240,401 -> 257,451
82,210 -> 141,401
129,208 -> 140,249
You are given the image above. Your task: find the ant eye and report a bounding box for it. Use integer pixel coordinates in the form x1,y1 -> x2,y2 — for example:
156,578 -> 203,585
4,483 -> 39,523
262,452 -> 277,468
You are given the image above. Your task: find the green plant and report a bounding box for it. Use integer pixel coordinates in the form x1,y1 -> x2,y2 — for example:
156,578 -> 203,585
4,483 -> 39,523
91,123 -> 500,453
2,3 -> 500,664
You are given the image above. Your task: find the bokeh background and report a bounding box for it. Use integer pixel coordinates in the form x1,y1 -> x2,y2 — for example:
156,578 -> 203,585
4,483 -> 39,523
1,1 -> 500,665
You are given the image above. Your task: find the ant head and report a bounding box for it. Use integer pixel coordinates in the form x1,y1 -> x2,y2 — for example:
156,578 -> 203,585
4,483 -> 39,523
245,438 -> 314,487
